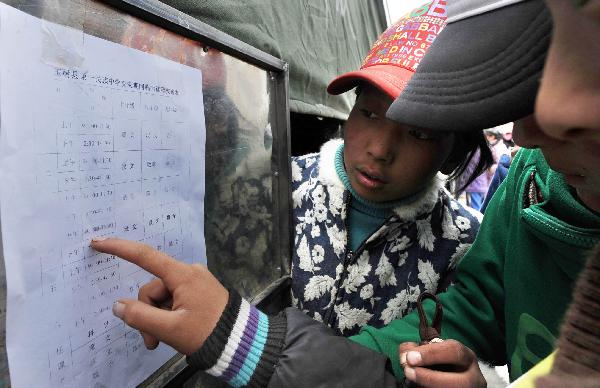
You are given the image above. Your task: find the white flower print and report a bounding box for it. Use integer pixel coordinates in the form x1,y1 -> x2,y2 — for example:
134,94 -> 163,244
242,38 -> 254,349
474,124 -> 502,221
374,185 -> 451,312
380,285 -> 421,324
314,203 -> 328,223
397,252 -> 408,268
375,253 -> 397,287
296,209 -> 315,232
328,186 -> 344,216
297,235 -> 314,272
416,215 -> 435,251
343,252 -> 372,293
304,275 -> 335,301
313,311 -> 323,322
300,240 -> 325,273
417,259 -> 440,293
450,201 -> 460,210
360,284 -> 374,300
311,185 -> 326,206
335,302 -> 373,332
291,159 -> 302,182
305,156 -> 317,168
292,180 -> 311,208
389,235 -> 411,253
311,244 -> 325,266
300,208 -> 315,224
335,263 -> 344,277
450,243 -> 472,269
295,222 -> 304,237
381,291 -> 407,324
326,224 -> 346,256
340,199 -> 348,219
310,225 -> 321,238
296,208 -> 315,236
441,206 -> 460,241
455,216 -> 471,231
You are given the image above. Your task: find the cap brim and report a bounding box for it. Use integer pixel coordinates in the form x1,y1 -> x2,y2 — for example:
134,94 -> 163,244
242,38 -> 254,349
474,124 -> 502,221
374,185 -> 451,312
386,0 -> 551,131
327,65 -> 414,99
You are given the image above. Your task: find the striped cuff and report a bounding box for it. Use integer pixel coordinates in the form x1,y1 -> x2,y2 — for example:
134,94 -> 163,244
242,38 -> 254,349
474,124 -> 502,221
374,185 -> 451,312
186,290 -> 287,388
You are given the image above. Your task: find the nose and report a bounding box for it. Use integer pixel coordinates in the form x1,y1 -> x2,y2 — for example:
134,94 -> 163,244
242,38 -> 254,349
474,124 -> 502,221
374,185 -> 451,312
512,115 -> 561,149
535,90 -> 600,143
366,124 -> 397,163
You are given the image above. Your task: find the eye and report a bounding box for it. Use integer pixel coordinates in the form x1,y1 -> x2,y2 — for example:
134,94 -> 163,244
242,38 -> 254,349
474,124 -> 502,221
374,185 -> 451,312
359,109 -> 378,119
408,128 -> 436,140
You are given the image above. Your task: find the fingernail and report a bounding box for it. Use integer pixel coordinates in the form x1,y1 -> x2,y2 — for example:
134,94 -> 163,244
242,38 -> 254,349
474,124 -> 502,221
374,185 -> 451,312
92,236 -> 107,242
407,351 -> 422,364
400,352 -> 407,366
405,367 -> 416,381
113,301 -> 125,319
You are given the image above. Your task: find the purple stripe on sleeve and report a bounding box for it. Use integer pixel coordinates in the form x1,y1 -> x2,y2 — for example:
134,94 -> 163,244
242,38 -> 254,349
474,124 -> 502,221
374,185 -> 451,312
221,306 -> 260,382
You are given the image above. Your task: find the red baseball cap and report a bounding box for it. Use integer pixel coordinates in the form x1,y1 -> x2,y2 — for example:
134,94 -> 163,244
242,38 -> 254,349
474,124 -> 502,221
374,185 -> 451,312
327,0 -> 447,99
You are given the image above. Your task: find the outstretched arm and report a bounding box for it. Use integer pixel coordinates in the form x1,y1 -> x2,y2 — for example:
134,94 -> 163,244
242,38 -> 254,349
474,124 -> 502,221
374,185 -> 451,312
91,238 -> 402,388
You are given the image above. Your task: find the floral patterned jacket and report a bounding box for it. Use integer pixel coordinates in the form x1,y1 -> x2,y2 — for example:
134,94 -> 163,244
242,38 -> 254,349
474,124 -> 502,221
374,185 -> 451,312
291,139 -> 482,336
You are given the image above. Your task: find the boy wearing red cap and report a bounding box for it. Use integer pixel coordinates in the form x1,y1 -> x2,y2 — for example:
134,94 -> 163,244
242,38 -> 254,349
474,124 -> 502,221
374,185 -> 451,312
289,1 -> 490,337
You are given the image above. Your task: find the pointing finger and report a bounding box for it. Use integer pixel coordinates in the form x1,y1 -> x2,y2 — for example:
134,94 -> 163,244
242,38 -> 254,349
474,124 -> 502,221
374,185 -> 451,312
91,238 -> 188,287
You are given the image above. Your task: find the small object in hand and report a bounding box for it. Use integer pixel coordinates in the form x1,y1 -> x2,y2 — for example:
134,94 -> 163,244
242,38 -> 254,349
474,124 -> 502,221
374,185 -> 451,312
416,292 -> 444,345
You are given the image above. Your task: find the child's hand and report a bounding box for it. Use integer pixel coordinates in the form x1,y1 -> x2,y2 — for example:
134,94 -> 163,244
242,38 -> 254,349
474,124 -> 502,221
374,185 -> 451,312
399,340 -> 486,387
90,237 -> 229,355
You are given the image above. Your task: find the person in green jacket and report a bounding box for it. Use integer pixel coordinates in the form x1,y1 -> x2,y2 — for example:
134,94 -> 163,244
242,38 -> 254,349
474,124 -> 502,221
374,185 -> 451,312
369,0 -> 600,385
89,0 -> 600,387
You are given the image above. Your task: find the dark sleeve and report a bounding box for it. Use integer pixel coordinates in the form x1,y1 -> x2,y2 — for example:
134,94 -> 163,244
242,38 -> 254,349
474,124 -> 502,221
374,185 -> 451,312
269,308 -> 400,388
186,291 -> 400,387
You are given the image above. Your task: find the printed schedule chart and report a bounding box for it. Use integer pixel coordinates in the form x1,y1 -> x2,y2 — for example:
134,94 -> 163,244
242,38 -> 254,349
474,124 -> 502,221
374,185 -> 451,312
0,3 -> 206,387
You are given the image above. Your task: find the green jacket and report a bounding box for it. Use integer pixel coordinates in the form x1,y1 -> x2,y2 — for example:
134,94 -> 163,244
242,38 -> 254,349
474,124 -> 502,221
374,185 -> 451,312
351,148 -> 600,381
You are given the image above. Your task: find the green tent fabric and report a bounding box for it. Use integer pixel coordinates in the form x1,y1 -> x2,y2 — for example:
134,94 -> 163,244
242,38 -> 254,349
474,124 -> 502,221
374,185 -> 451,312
160,0 -> 386,119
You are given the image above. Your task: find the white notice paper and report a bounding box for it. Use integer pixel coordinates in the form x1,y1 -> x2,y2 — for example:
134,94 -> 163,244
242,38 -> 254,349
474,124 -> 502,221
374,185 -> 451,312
0,3 -> 206,387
